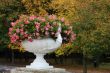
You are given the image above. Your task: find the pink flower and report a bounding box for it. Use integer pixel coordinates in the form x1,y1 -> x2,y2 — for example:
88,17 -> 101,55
35,22 -> 40,26
37,17 -> 46,22
46,23 -> 50,28
16,28 -> 20,33
19,28 -> 24,35
51,32 -> 55,35
67,30 -> 71,35
35,25 -> 40,30
8,32 -> 11,35
71,33 -> 76,41
61,17 -> 65,22
49,15 -> 53,20
36,33 -> 39,36
20,29 -> 24,32
28,37 -> 33,42
15,35 -> 19,40
13,33 -> 19,39
21,31 -> 24,35
24,20 -> 29,24
11,37 -> 16,43
35,22 -> 40,31
11,22 -> 16,26
9,28 -> 13,32
24,34 -> 28,37
10,34 -> 19,43
29,15 -> 36,21
29,38 -> 33,42
41,18 -> 46,22
45,24 -> 50,31
45,27 -> 49,31
49,15 -> 56,20
52,15 -> 57,20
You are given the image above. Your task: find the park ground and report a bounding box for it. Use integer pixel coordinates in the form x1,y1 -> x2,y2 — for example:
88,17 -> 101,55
55,64 -> 110,73
0,58 -> 110,73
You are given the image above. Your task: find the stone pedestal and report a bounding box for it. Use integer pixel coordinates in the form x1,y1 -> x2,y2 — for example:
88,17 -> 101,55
11,67 -> 71,73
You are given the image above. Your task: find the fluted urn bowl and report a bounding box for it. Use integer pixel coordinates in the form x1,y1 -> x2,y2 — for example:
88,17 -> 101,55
21,33 -> 62,69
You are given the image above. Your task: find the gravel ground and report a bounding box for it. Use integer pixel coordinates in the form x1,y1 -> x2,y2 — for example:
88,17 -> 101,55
55,65 -> 110,73
0,61 -> 110,73
0,65 -> 110,73
0,65 -> 15,73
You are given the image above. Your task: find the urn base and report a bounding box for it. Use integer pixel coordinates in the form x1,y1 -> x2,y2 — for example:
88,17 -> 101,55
11,67 -> 72,73
26,65 -> 53,69
26,54 -> 53,69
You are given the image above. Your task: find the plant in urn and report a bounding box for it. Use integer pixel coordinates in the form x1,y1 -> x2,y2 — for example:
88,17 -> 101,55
8,15 -> 76,69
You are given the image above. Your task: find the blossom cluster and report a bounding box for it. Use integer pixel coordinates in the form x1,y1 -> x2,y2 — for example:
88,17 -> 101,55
8,15 -> 76,44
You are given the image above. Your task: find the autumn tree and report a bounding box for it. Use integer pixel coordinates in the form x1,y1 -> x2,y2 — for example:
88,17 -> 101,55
72,0 -> 110,73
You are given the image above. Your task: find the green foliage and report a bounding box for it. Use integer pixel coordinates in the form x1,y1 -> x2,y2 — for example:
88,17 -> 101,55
0,16 -> 9,51
0,0 -> 26,17
72,0 -> 110,58
0,0 -> 26,51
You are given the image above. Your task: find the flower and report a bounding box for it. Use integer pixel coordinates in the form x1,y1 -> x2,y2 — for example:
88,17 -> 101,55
16,28 -> 20,33
61,17 -> 65,22
49,15 -> 57,20
9,15 -> 76,45
24,20 -> 30,24
11,22 -> 16,26
10,33 -> 19,43
9,28 -> 13,32
29,15 -> 37,21
28,37 -> 33,42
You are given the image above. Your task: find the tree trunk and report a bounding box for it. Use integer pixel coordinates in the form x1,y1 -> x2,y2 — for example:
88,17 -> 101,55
83,54 -> 87,73
11,50 -> 14,64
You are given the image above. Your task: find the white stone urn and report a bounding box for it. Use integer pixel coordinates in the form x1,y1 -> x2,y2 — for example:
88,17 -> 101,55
21,24 -> 62,69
